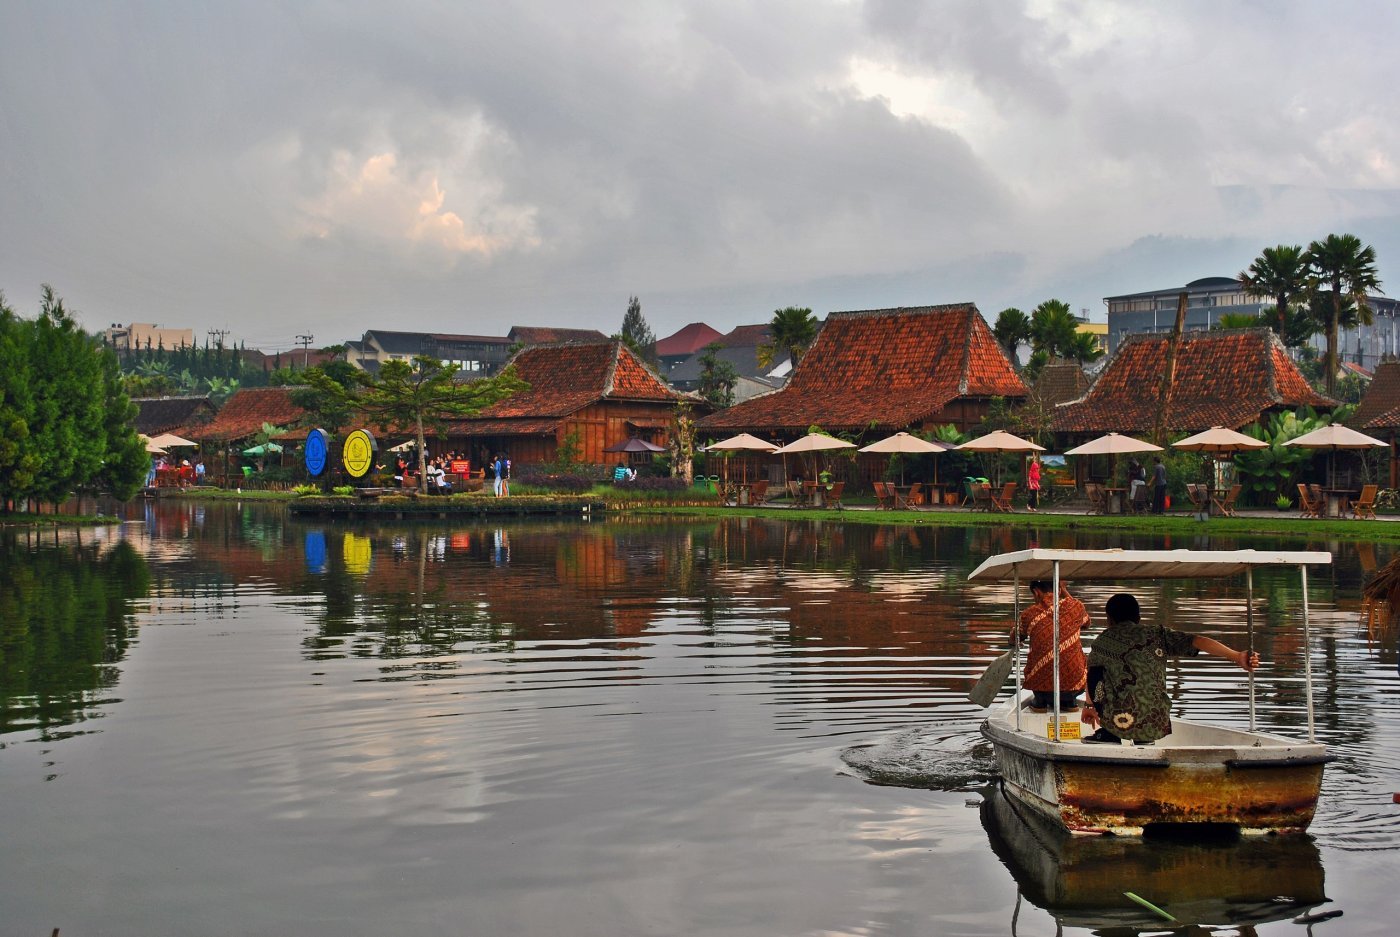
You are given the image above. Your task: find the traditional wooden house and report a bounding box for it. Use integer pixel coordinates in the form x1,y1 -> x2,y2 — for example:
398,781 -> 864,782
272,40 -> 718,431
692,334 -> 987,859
1052,328 -> 1334,439
188,386 -> 309,483
449,341 -> 693,469
1351,358 -> 1400,486
132,395 -> 216,437
697,304 -> 1026,436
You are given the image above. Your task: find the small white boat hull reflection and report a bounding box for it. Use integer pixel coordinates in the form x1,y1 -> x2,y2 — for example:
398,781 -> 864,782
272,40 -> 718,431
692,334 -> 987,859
983,695 -> 1328,835
981,784 -> 1328,930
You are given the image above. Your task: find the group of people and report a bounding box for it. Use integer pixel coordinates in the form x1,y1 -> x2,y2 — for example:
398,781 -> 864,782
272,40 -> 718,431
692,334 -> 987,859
147,455 -> 205,488
1015,579 -> 1258,744
1025,454 -> 1170,514
388,449 -> 513,495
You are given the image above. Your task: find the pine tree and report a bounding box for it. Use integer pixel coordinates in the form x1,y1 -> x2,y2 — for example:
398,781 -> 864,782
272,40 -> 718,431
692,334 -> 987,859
618,296 -> 656,363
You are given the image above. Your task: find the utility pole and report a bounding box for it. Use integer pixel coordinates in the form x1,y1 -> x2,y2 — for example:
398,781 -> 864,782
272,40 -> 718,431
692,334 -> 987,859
296,334 -> 314,370
207,328 -> 229,350
1153,292 -> 1188,447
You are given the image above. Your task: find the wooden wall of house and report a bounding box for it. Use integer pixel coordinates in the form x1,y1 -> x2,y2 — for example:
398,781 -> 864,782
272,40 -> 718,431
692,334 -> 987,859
563,402 -> 677,465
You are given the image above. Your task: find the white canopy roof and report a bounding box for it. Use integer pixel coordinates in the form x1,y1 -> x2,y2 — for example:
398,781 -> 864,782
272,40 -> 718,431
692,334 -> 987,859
967,548 -> 1331,582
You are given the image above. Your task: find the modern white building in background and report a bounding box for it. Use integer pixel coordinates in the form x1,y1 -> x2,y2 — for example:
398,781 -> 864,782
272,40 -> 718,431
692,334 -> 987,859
1104,276 -> 1400,368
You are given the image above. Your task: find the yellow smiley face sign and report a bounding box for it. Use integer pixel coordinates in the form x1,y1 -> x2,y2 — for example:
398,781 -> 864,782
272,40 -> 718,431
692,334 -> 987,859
342,429 -> 377,478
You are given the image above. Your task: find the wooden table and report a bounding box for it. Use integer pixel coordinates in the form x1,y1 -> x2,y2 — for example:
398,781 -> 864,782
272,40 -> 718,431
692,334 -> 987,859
1102,487 -> 1128,515
891,485 -> 915,510
1322,488 -> 1355,518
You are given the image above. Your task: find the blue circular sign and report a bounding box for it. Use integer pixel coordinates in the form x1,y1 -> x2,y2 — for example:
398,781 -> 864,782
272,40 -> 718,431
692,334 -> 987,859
304,428 -> 329,477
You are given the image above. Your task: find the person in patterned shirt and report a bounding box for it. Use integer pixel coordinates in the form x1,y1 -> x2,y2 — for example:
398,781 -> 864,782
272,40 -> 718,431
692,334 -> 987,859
1015,580 -> 1089,712
1082,593 -> 1260,744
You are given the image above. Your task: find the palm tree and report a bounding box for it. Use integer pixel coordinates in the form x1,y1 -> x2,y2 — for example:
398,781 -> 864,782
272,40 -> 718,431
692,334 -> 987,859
1304,233 -> 1382,395
1238,245 -> 1308,341
1065,331 -> 1105,366
992,308 -> 1032,363
1030,299 -> 1079,360
1212,312 -> 1262,331
758,306 -> 818,369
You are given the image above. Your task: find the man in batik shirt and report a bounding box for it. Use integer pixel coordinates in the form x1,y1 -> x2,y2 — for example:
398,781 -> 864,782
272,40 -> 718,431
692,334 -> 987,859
1015,580 -> 1089,712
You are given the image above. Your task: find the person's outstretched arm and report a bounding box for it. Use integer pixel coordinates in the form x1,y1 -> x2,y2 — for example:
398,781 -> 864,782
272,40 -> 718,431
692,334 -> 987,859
1192,635 -> 1260,671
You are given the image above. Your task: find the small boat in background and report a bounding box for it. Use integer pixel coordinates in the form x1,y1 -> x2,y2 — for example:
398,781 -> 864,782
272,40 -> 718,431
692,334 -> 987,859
969,548 -> 1333,835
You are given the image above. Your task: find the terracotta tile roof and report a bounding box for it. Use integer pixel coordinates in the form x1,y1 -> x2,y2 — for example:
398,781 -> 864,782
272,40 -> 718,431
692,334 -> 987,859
133,396 -> 216,435
1052,328 -> 1335,434
457,341 -> 685,426
190,386 -> 308,442
1354,359 -> 1400,430
697,304 -> 1026,432
718,324 -> 772,348
1030,363 -> 1090,408
446,417 -> 563,437
507,326 -> 609,345
655,322 -> 724,357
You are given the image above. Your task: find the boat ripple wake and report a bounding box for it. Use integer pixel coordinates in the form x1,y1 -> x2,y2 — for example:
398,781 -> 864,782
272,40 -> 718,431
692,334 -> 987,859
841,725 -> 999,790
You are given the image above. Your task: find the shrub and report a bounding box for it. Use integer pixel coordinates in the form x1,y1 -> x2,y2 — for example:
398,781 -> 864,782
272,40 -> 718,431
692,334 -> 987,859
514,471 -> 594,493
613,475 -> 689,492
291,484 -> 321,496
331,485 -> 356,497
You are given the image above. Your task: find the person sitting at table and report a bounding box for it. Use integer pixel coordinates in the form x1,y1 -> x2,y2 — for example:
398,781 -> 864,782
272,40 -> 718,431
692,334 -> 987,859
613,462 -> 629,483
1014,580 -> 1089,712
1128,459 -> 1145,500
1081,593 -> 1260,744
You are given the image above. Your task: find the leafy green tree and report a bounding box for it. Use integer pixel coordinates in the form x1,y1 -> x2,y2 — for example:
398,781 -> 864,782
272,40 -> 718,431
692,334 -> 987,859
1029,299 -> 1079,360
1304,233 -> 1382,395
696,343 -> 738,408
0,294 -> 39,504
992,307 -> 1032,363
1065,331 -> 1105,366
618,295 -> 656,362
340,356 -> 528,492
93,349 -> 149,501
758,306 -> 818,369
1212,312 -> 1263,330
291,362 -> 363,435
1238,245 -> 1308,341
1234,410 -> 1328,504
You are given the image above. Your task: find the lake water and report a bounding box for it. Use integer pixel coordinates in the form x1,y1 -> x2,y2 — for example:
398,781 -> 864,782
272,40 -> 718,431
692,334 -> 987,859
2,502 -> 1397,936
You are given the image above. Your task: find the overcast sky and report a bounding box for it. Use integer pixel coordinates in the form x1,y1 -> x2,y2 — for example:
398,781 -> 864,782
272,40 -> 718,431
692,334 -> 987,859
5,1 -> 1400,353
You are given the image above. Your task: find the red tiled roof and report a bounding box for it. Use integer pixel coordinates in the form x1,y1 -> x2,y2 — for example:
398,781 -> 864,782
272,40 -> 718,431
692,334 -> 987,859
190,387 -> 308,442
462,341 -> 684,423
655,322 -> 724,357
697,305 -> 1026,432
446,417 -> 563,437
1031,363 -> 1091,408
508,326 -> 609,345
718,324 -> 772,348
1052,328 -> 1335,434
1354,359 -> 1400,430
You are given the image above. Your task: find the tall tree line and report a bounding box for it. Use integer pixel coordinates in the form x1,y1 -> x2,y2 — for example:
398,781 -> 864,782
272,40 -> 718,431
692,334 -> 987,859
0,286 -> 148,509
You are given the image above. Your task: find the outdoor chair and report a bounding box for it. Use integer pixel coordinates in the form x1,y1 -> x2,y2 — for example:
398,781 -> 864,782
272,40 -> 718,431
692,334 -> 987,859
1185,483 -> 1208,513
1084,483 -> 1106,515
961,477 -> 977,506
1353,484 -> 1379,520
826,481 -> 846,511
1297,483 -> 1321,518
904,482 -> 923,510
970,483 -> 994,512
750,480 -> 769,506
1128,483 -> 1151,514
1211,484 -> 1242,518
990,482 -> 1017,513
873,481 -> 894,510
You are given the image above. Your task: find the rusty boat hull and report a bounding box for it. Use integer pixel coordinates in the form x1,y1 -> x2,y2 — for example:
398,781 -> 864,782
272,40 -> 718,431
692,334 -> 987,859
982,697 -> 1328,835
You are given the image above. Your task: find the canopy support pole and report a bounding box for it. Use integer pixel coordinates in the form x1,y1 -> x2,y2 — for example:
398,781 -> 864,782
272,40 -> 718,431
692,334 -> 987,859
1300,564 -> 1316,742
1013,566 -> 1022,732
1051,560 -> 1061,742
1246,567 -> 1256,732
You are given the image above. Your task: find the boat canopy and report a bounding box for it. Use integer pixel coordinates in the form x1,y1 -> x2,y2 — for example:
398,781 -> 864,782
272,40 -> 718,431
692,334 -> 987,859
968,548 -> 1331,582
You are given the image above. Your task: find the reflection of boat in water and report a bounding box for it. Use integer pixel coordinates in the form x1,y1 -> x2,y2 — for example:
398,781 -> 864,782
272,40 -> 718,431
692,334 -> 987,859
970,549 -> 1332,834
981,785 -> 1328,932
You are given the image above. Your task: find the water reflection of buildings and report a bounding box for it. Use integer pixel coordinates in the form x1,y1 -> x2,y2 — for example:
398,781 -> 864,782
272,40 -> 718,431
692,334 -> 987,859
980,787 -> 1328,933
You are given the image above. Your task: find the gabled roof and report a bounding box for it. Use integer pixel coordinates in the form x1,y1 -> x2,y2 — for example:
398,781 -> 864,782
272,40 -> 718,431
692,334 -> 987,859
668,343 -> 789,386
364,330 -> 509,356
189,386 -> 308,442
717,323 -> 773,348
1353,359 -> 1400,430
655,322 -> 724,357
697,304 -> 1026,432
507,326 -> 609,345
1052,328 -> 1334,434
1030,362 -> 1091,408
132,396 -> 216,435
460,341 -> 686,423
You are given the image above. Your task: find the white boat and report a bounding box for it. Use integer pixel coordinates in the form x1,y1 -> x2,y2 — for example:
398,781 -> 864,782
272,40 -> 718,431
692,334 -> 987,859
970,548 -> 1332,835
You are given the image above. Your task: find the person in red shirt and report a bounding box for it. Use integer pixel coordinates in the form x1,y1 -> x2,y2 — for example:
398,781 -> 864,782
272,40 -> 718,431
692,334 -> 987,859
1014,580 -> 1089,712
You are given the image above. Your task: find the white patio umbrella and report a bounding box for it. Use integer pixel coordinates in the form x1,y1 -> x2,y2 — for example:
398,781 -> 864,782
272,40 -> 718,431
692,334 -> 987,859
958,430 -> 1044,485
704,433 -> 779,483
774,432 -> 856,484
1283,424 -> 1387,487
859,432 -> 947,484
1171,426 -> 1267,453
148,432 -> 198,449
140,435 -> 166,455
1063,432 -> 1163,456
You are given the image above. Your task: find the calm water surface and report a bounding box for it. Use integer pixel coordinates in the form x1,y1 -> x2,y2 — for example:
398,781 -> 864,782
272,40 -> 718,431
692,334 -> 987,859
2,502 -> 1397,936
